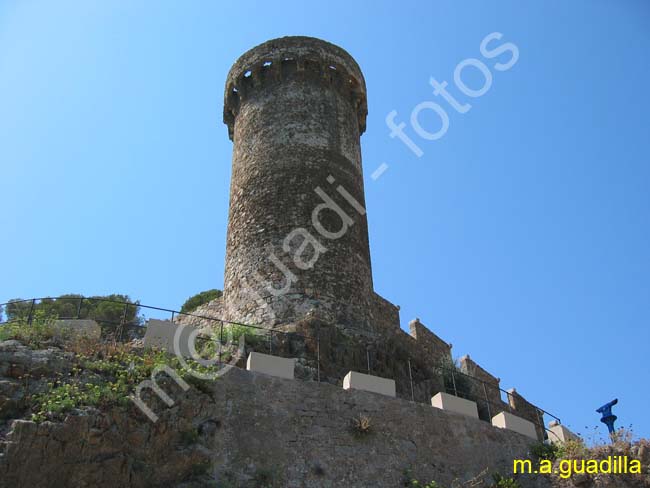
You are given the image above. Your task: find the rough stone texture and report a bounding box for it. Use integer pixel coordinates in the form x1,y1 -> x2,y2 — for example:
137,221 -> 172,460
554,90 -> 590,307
285,317 -> 450,402
0,340 -> 73,421
222,36 -> 384,332
460,354 -> 507,421
369,291 -> 401,334
175,305 -> 547,441
244,316 -> 546,437
508,387 -> 546,442
409,318 -> 452,363
52,319 -> 101,341
0,367 -> 546,488
175,297 -> 226,329
0,340 -> 72,381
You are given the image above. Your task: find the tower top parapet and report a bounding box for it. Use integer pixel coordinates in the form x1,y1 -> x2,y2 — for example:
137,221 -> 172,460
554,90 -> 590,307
223,36 -> 367,140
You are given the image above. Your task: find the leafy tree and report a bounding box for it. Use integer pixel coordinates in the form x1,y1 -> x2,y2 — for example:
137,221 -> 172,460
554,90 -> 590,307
4,299 -> 36,321
3,294 -> 141,326
180,289 -> 222,314
434,357 -> 473,401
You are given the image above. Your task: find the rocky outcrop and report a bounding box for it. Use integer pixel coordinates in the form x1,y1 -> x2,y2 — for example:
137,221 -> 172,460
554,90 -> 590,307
0,340 -> 73,420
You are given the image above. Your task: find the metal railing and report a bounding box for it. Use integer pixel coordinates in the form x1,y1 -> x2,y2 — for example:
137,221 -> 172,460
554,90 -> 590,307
0,295 -> 560,438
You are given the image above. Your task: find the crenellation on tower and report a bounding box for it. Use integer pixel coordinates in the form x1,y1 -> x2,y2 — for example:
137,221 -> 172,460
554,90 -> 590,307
409,318 -> 453,362
223,36 -> 367,141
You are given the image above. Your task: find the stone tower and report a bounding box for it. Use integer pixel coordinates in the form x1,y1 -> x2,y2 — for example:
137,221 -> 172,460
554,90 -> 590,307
222,36 -> 392,333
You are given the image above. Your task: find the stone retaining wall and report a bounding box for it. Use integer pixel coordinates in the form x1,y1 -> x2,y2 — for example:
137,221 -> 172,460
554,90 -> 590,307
0,367 -> 545,488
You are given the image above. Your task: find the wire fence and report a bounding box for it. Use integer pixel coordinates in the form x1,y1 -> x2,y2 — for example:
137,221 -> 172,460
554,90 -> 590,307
0,296 -> 560,439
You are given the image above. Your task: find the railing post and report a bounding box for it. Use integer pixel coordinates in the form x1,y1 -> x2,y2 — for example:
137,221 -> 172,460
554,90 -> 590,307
366,347 -> 370,373
482,382 -> 492,420
316,333 -> 320,384
117,302 -> 128,342
171,311 -> 175,322
269,329 -> 272,354
27,299 -> 36,325
408,358 -> 415,402
436,365 -> 444,392
450,367 -> 458,397
218,321 -> 224,364
505,389 -> 514,414
76,297 -> 83,319
535,408 -> 544,440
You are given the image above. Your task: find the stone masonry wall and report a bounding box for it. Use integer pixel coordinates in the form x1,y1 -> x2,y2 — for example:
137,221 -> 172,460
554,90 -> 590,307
508,387 -> 546,442
369,291 -> 401,335
460,354 -> 503,412
175,297 -> 225,329
460,355 -> 544,441
0,367 -> 547,488
176,310 -> 546,438
409,317 -> 453,363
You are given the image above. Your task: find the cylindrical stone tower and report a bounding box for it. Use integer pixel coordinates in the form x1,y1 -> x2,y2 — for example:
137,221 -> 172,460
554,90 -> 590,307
222,36 -> 373,330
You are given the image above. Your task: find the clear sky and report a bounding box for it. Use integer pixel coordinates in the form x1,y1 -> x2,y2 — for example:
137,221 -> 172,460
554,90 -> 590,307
1,1 -> 649,440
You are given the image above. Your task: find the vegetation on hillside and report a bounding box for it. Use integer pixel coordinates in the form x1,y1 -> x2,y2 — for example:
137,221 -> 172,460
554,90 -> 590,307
2,294 -> 141,326
0,311 -> 59,346
179,289 -> 222,314
0,317 -> 222,423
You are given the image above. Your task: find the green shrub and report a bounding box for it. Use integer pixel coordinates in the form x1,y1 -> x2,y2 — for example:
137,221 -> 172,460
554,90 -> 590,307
179,427 -> 200,446
188,460 -> 212,478
531,441 -> 561,461
401,472 -> 443,488
434,357 -> 473,400
0,312 -> 58,347
252,466 -> 282,487
555,438 -> 588,459
180,289 -> 222,314
3,295 -> 141,326
30,345 -> 224,423
409,481 -> 442,488
187,324 -> 258,365
198,323 -> 262,350
490,473 -> 520,488
225,323 -> 262,345
404,468 -> 497,488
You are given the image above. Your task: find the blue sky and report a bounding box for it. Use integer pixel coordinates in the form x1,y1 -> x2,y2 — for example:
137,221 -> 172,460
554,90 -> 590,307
1,1 -> 648,440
